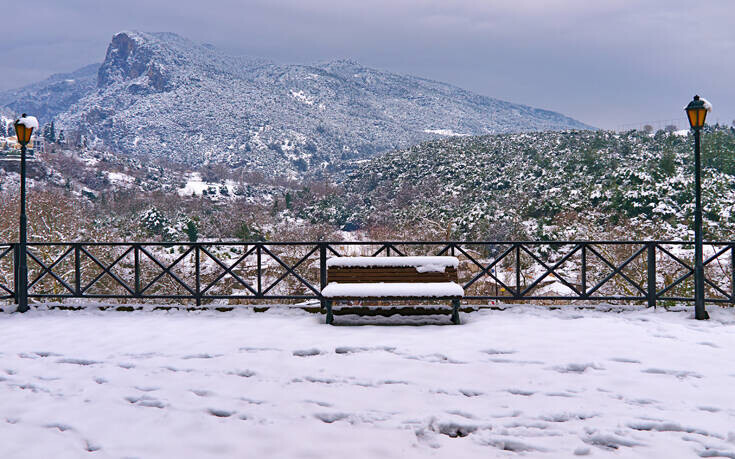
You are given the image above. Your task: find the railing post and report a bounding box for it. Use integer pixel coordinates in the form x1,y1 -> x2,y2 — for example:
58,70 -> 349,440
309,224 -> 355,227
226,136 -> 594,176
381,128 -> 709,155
731,244 -> 735,305
257,244 -> 262,297
134,245 -> 140,298
581,243 -> 587,298
13,243 -> 18,304
647,242 -> 656,309
74,244 -> 81,296
319,242 -> 333,324
195,244 -> 201,306
515,243 -> 521,299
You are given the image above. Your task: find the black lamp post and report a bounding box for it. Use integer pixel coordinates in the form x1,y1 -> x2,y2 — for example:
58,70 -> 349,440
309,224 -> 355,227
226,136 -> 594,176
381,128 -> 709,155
685,96 -> 711,320
13,114 -> 37,313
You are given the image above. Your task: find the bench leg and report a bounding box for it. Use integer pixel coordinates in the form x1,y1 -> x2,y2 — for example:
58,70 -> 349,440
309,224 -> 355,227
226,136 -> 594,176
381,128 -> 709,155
325,300 -> 334,325
451,299 -> 460,325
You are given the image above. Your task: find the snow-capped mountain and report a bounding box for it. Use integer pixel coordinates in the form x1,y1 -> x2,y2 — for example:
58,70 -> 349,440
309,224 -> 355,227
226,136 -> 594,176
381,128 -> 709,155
9,30 -> 593,173
0,64 -> 100,124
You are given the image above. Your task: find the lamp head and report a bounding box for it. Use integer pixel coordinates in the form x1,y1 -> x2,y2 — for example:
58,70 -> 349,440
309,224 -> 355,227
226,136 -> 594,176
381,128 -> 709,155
13,113 -> 37,146
685,95 -> 710,130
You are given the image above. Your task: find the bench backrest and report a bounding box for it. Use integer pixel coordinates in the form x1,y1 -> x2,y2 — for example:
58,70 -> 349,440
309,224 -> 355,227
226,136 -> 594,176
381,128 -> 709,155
327,266 -> 458,283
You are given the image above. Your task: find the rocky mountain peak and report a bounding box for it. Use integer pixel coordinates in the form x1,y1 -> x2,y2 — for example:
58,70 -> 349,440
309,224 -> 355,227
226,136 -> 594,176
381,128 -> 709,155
97,31 -> 176,92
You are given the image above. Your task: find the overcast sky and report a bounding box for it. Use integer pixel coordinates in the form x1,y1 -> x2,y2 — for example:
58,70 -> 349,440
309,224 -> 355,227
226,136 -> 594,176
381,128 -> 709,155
1,0 -> 733,129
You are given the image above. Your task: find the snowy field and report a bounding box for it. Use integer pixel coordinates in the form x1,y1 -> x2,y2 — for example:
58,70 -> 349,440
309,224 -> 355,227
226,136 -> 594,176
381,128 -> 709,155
1,305 -> 734,458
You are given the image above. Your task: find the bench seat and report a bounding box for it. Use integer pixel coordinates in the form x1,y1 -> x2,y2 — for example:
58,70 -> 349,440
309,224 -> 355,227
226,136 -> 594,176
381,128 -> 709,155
322,282 -> 464,299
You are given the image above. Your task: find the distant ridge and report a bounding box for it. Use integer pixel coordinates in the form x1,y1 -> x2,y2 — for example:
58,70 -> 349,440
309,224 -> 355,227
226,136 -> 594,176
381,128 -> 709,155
3,31 -> 593,174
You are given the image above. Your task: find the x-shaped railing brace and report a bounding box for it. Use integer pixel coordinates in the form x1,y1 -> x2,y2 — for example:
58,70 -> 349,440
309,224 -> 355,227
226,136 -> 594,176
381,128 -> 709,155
199,245 -> 258,296
656,244 -> 731,299
138,246 -> 195,296
27,246 -> 75,294
261,245 -> 321,296
80,246 -> 135,295
584,245 -> 647,297
519,244 -> 584,297
456,244 -> 517,295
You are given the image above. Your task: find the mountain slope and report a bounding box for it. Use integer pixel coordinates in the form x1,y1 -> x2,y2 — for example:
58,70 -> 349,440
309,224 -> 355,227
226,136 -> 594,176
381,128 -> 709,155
0,64 -> 100,124
52,31 -> 592,173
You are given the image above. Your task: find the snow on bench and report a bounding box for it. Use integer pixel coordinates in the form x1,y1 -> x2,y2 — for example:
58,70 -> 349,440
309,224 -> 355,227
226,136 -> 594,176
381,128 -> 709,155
321,282 -> 465,298
326,256 -> 459,272
322,256 -> 464,325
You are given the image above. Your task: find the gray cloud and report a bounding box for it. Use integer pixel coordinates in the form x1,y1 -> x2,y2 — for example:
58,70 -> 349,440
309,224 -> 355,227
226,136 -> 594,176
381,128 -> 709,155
1,0 -> 733,129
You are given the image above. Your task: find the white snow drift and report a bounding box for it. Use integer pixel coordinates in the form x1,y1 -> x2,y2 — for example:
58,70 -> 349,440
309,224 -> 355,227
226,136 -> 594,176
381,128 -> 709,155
0,305 -> 733,458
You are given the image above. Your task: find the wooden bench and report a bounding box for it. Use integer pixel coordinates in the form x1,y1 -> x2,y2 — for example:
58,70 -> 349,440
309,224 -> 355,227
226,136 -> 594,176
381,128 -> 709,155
321,256 -> 464,325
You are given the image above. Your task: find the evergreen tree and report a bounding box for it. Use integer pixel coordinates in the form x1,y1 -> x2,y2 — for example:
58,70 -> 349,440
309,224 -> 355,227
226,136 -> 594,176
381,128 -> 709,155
43,122 -> 57,142
183,220 -> 198,242
285,192 -> 292,210
57,130 -> 65,144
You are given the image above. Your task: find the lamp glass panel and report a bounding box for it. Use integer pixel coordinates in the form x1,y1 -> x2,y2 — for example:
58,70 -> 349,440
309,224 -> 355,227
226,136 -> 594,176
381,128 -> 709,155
15,124 -> 27,143
697,108 -> 707,127
687,110 -> 698,128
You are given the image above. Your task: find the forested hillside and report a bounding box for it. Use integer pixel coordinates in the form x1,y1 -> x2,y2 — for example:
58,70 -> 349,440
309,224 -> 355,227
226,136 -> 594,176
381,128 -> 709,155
305,126 -> 735,241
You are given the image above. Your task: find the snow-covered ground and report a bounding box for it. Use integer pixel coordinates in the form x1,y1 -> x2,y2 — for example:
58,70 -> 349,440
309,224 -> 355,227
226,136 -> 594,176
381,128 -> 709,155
1,305 -> 733,458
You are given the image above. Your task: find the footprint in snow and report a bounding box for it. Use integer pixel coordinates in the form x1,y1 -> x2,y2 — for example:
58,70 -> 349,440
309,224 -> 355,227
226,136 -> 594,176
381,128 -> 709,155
304,400 -> 332,408
314,412 -> 349,423
459,389 -> 484,397
507,388 -> 535,396
583,433 -> 643,450
642,368 -> 702,379
292,348 -> 323,357
17,353 -> 39,360
208,408 -> 234,418
304,376 -> 338,384
484,349 -> 517,355
335,345 -> 395,354
627,421 -> 717,438
125,395 -> 166,408
446,410 -> 476,419
609,357 -> 641,364
162,366 -> 194,373
552,362 -> 603,373
227,369 -> 255,378
44,423 -> 74,432
182,353 -> 222,360
56,358 -> 101,366
134,386 -> 159,392
84,440 -> 101,452
34,351 -> 62,358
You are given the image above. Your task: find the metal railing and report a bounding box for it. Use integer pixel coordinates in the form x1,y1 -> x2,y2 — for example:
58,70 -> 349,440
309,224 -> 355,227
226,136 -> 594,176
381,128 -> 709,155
0,241 -> 733,307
